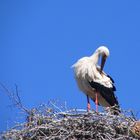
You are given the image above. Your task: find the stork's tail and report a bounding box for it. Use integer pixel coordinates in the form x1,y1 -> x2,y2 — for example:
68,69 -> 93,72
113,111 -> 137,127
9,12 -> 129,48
109,105 -> 121,115
89,81 -> 121,115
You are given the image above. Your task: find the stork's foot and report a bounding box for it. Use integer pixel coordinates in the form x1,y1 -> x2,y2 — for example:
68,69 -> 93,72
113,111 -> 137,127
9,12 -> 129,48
95,92 -> 98,112
87,103 -> 90,112
87,95 -> 90,112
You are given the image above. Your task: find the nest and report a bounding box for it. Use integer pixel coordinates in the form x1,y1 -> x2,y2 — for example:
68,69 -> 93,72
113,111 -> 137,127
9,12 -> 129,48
1,84 -> 140,139
1,102 -> 140,140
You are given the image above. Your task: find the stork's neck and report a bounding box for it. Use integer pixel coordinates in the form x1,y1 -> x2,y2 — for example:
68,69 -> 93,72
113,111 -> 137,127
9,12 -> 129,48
90,52 -> 100,64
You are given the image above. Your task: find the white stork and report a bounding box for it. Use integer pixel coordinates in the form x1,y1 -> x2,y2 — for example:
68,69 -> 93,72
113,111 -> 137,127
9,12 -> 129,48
72,46 -> 120,114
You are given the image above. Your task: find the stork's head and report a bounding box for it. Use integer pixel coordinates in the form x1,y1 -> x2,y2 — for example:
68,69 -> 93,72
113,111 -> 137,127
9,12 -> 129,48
96,46 -> 110,57
96,46 -> 110,72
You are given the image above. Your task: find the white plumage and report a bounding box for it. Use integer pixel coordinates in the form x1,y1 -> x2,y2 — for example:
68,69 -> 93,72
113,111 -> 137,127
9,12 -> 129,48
72,46 -> 119,112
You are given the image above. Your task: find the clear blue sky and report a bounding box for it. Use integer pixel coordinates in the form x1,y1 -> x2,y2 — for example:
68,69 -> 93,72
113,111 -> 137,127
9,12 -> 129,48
1,0 -> 140,131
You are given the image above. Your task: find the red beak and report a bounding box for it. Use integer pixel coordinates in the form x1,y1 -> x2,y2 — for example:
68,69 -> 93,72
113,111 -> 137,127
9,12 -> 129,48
100,55 -> 107,73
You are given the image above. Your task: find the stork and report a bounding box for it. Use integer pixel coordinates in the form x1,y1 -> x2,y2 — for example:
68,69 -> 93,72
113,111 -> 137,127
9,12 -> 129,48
72,46 -> 120,114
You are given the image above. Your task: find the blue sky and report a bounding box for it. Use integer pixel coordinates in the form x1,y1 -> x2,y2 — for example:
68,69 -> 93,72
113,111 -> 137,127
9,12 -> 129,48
1,0 -> 140,131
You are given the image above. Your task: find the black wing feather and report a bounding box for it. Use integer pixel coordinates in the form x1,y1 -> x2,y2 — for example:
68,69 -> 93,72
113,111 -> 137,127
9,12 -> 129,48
107,74 -> 115,83
89,81 -> 119,106
106,74 -> 116,91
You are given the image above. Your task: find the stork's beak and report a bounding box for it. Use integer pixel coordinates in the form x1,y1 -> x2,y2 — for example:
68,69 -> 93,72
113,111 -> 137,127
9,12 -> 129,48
100,54 -> 107,73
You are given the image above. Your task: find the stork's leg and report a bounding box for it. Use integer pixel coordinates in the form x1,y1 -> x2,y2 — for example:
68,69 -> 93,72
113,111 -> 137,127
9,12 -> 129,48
95,92 -> 98,112
87,95 -> 90,112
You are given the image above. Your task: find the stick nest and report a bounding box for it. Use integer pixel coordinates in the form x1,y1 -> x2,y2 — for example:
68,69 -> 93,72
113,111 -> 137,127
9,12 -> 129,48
1,104 -> 140,140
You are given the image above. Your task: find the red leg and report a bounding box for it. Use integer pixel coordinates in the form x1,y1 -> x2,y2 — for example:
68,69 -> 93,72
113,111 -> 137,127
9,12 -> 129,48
95,92 -> 98,112
87,95 -> 90,112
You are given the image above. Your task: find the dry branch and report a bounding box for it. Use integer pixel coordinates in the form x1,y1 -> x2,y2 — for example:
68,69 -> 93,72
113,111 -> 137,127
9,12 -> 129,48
0,83 -> 30,114
1,104 -> 140,140
1,85 -> 140,140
